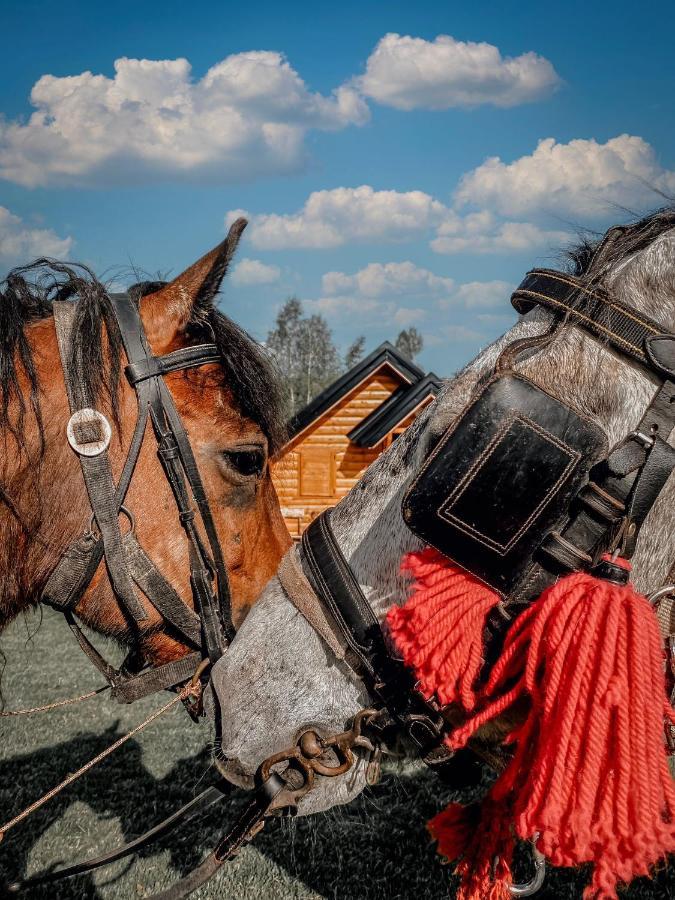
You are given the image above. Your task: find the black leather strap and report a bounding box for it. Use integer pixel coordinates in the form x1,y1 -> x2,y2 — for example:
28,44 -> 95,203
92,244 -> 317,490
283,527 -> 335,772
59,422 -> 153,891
147,774 -> 285,900
301,511 -> 381,679
300,511 -> 447,756
110,292 -> 234,656
4,780 -> 233,893
125,344 -> 221,386
512,269 -> 665,374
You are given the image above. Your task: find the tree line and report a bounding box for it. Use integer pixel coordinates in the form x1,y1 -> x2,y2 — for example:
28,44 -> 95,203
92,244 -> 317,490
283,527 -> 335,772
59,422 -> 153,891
266,297 -> 423,417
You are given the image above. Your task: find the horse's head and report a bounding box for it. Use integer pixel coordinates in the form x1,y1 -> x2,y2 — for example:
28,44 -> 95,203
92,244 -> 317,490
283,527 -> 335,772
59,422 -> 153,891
211,209 -> 675,813
0,219 -> 291,671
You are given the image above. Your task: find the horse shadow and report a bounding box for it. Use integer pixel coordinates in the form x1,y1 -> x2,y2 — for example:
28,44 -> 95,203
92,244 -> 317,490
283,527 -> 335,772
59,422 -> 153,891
0,732 -> 672,899
0,725 -> 229,898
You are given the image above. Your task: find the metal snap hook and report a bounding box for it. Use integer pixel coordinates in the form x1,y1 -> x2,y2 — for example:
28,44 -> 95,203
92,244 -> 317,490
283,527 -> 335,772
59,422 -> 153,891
648,584 -> 675,608
509,836 -> 546,897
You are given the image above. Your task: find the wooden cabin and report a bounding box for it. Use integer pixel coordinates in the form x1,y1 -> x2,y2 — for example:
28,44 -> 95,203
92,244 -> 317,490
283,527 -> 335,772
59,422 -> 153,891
272,342 -> 441,538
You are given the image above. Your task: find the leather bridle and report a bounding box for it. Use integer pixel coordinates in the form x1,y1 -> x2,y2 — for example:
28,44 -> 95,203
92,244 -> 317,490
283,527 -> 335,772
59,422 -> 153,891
41,291 -> 235,705
280,262 -> 675,773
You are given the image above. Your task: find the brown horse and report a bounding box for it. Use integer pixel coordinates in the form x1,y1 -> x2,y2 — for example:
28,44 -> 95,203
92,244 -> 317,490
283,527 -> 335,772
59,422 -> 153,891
0,219 -> 291,676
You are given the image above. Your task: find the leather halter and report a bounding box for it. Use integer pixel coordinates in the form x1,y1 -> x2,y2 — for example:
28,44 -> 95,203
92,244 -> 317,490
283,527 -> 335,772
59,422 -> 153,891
282,264 -> 675,766
41,292 -> 234,703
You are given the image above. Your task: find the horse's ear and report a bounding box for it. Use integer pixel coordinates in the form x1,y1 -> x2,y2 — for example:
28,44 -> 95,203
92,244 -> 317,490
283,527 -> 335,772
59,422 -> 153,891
141,217 -> 247,349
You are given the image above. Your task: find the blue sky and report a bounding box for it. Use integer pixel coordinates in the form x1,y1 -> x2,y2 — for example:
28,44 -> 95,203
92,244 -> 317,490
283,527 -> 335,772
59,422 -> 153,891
1,0 -> 674,374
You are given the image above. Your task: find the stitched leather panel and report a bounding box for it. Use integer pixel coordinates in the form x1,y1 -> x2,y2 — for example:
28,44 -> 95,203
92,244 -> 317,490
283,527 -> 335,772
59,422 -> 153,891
402,375 -> 607,596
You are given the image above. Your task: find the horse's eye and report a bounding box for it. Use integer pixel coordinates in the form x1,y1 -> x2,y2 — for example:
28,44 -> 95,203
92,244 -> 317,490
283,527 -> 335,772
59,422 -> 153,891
221,448 -> 266,478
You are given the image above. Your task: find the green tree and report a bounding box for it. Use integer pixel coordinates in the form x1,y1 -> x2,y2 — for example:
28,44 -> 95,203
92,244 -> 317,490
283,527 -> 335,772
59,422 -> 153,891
344,335 -> 366,369
395,326 -> 423,361
267,298 -> 344,416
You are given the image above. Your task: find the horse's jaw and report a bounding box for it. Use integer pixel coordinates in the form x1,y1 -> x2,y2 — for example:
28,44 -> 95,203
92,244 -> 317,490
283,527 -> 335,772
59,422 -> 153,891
210,580 -> 372,813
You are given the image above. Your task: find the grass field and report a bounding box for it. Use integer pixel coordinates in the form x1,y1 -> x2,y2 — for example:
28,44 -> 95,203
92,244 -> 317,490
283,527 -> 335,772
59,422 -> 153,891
1,609 -> 673,899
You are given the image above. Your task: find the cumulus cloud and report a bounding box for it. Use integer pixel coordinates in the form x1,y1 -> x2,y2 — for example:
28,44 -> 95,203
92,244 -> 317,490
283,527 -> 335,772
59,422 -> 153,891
228,186 -> 449,249
322,261 -> 454,297
0,53 -> 369,187
450,280 -> 514,309
230,185 -> 568,257
230,257 -> 281,285
0,206 -> 73,264
455,135 -> 675,218
431,211 -> 568,255
358,33 -> 560,110
228,133 -> 673,260
310,262 -> 511,329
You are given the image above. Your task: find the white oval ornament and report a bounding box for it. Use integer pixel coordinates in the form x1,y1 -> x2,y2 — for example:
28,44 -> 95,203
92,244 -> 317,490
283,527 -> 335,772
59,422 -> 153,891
66,408 -> 112,457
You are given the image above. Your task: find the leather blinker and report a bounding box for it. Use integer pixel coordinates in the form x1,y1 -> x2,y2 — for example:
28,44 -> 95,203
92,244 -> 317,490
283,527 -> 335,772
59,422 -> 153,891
402,374 -> 607,597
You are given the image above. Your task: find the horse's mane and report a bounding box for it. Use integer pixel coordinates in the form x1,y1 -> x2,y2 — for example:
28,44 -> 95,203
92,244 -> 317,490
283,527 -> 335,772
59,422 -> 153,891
567,205 -> 675,278
0,259 -> 286,456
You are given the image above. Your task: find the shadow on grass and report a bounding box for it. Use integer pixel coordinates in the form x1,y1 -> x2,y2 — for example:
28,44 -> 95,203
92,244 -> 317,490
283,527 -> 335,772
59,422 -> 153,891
0,735 -> 672,900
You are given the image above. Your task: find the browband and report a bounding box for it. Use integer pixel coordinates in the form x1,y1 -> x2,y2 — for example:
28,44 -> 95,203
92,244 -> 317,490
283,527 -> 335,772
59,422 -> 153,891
512,269 -> 675,379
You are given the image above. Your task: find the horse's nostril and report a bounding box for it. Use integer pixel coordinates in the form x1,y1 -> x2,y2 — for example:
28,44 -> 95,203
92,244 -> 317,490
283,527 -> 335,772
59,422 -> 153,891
215,756 -> 255,790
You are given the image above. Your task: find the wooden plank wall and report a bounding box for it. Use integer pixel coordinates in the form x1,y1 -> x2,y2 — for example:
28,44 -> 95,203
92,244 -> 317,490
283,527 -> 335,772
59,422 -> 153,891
272,367 -> 403,537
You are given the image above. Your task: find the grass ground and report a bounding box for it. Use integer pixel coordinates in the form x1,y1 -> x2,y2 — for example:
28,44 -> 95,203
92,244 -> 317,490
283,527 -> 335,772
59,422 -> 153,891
1,609 -> 673,899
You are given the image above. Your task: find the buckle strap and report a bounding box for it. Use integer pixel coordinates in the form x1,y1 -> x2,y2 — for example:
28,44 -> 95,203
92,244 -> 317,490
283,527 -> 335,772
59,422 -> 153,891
125,344 -> 220,386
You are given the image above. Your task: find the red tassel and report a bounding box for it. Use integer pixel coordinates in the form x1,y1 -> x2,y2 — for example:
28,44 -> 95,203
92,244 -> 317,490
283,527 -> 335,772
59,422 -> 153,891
447,562 -> 675,899
387,549 -> 502,710
429,799 -> 514,899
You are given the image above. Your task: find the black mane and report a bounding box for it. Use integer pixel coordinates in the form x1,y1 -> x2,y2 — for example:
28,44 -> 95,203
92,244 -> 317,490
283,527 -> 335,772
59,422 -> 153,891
0,260 -> 285,455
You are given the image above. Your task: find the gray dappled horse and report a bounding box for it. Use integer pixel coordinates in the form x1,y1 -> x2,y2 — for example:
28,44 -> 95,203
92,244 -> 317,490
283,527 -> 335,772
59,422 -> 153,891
210,211 -> 675,840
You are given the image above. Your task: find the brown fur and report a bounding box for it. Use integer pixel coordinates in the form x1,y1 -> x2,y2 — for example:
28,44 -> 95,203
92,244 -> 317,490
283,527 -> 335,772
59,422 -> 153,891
0,240 -> 291,667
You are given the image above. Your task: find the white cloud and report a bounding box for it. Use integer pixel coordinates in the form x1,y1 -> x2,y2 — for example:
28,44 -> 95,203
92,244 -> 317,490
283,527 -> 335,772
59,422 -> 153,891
455,135 -> 675,219
0,206 -> 73,264
358,33 -> 560,110
394,306 -> 426,326
431,210 -> 567,255
0,53 -> 369,187
322,261 -> 454,298
451,280 -> 514,309
228,132 -> 673,260
310,262 -> 512,328
229,186 -> 449,249
230,185 -> 568,258
230,257 -> 281,286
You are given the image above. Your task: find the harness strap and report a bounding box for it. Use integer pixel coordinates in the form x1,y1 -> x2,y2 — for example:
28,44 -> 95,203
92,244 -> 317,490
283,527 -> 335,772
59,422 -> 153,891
110,292 -> 233,656
147,774 -> 285,900
53,301 -> 147,622
512,269 -> 668,375
123,532 -> 202,646
5,780 -> 233,893
125,344 -> 221,385
111,651 -> 203,704
300,512 -> 449,755
277,546 -> 347,661
301,509 -> 381,679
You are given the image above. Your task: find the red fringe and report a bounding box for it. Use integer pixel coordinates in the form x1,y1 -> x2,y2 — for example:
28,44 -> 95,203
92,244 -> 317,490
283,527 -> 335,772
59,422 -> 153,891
446,569 -> 675,899
387,549 -> 501,710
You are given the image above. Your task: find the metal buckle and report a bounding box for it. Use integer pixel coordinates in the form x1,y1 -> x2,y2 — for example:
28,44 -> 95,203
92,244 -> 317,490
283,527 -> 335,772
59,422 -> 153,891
66,409 -> 111,457
630,429 -> 655,450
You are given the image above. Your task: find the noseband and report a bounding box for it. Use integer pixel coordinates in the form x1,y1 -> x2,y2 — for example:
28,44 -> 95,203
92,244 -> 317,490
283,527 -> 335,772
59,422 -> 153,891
41,292 -> 235,704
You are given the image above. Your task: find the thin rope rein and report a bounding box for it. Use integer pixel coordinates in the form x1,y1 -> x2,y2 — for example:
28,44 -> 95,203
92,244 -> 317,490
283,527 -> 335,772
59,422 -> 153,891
0,685 -> 110,717
0,676 -> 200,842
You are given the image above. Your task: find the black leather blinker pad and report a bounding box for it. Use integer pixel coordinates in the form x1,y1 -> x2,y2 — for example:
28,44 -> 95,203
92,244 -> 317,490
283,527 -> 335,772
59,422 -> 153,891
402,375 -> 607,596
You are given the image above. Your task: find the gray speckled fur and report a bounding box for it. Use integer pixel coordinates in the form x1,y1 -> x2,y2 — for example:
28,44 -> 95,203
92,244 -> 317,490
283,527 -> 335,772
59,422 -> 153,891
211,229 -> 675,814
